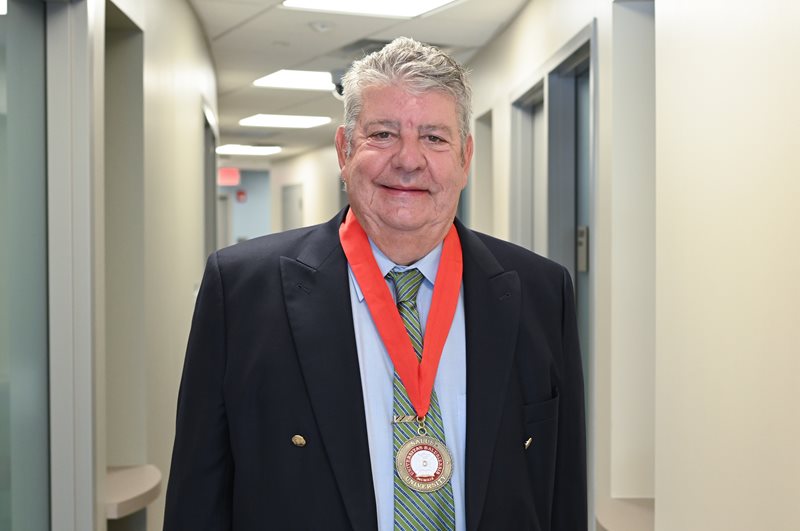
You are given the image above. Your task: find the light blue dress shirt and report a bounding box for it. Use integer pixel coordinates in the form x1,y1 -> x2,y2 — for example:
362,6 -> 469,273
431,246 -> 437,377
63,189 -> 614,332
348,239 -> 467,531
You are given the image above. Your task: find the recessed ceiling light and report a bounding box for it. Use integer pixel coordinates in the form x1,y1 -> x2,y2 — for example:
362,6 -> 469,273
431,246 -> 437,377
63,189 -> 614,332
216,144 -> 283,156
281,0 -> 457,19
253,70 -> 335,91
239,114 -> 332,129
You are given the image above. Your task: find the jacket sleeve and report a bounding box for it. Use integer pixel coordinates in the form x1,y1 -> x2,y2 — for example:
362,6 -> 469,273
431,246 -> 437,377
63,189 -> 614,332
551,267 -> 588,530
163,252 -> 233,530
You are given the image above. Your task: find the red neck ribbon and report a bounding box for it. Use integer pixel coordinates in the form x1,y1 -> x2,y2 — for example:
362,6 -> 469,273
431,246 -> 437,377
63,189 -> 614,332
339,210 -> 463,418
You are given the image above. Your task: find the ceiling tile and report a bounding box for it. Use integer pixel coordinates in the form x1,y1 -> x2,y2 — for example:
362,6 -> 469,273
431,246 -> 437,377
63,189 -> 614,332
190,1 -> 273,40
200,0 -> 527,162
211,6 -> 400,54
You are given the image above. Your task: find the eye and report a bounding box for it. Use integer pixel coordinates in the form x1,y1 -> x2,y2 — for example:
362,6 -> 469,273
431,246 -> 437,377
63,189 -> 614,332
370,131 -> 393,140
424,135 -> 447,145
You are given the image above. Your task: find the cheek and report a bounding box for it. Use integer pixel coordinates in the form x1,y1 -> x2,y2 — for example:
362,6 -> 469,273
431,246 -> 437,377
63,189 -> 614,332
431,157 -> 468,191
343,165 -> 377,201
443,171 -> 468,192
347,155 -> 383,184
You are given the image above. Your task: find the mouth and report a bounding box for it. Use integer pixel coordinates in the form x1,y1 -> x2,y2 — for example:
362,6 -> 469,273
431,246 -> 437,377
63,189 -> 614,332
381,184 -> 427,194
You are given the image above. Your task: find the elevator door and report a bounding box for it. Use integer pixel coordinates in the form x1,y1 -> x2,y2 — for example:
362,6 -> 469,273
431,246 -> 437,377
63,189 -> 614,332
575,68 -> 592,375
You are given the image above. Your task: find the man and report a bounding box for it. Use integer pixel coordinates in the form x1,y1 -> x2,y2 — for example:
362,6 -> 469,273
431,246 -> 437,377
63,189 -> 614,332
164,37 -> 586,530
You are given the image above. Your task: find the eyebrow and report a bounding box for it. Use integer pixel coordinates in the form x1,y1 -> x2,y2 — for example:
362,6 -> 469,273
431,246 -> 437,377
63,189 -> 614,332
363,120 -> 453,137
363,120 -> 400,130
419,124 -> 453,137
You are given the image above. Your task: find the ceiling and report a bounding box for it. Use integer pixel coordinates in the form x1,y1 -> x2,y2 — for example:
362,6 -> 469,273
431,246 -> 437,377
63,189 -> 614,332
188,0 -> 529,167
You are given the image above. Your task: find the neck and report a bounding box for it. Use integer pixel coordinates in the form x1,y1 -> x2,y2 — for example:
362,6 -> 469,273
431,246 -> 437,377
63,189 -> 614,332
360,219 -> 452,266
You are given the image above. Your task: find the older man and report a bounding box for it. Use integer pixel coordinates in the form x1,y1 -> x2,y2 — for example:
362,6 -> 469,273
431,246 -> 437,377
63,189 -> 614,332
164,38 -> 586,531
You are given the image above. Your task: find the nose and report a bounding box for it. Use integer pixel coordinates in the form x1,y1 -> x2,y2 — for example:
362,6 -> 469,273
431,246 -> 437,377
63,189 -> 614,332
392,136 -> 426,173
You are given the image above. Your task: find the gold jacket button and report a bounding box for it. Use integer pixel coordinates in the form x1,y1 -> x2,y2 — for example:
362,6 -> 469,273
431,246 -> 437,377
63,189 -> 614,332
291,435 -> 307,448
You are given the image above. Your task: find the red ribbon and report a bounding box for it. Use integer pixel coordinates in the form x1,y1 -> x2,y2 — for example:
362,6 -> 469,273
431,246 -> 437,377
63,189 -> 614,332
339,210 -> 463,418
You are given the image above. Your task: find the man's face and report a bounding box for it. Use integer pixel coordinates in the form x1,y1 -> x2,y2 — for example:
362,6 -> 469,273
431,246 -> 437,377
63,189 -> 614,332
336,84 -> 473,236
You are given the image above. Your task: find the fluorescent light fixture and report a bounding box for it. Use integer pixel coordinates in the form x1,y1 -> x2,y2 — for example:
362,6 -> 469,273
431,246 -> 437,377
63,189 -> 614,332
254,70 -> 335,91
281,0 -> 457,18
216,144 -> 282,156
0,0 -> 7,16
239,114 -> 332,129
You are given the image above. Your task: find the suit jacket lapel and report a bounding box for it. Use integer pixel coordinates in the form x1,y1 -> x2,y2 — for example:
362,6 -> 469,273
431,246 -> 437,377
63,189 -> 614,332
457,222 -> 521,531
280,211 -> 378,530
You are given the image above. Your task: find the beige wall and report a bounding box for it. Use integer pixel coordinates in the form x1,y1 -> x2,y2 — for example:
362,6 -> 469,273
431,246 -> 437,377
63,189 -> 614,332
655,1 -> 800,530
466,0 -> 655,529
142,1 -> 216,528
468,0 -> 603,241
105,8 -> 146,469
103,0 -> 217,529
269,145 -> 342,230
609,1 -> 655,500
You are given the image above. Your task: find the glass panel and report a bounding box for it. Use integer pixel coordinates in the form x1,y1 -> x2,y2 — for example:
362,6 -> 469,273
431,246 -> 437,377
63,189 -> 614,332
0,1 -> 50,529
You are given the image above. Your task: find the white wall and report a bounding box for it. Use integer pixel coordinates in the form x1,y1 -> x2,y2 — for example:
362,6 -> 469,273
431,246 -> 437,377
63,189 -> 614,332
609,0 -> 654,499
269,145 -> 342,230
654,1 -> 800,530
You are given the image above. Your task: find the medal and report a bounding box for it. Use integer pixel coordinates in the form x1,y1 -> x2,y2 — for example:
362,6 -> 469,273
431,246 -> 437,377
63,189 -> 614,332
392,414 -> 453,492
396,435 -> 453,492
340,210 -> 462,491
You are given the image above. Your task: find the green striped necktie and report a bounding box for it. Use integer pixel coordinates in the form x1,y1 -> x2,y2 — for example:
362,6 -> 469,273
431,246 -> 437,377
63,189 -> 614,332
387,268 -> 456,530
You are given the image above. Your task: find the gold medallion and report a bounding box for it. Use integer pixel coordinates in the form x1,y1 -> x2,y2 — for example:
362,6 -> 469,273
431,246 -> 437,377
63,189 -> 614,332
395,435 -> 453,493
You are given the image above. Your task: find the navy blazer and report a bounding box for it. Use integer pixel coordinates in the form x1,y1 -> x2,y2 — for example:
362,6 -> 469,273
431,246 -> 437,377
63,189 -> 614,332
164,209 -> 587,530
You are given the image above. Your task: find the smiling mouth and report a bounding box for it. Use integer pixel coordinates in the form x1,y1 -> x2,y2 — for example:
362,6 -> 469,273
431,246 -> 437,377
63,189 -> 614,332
382,184 -> 427,193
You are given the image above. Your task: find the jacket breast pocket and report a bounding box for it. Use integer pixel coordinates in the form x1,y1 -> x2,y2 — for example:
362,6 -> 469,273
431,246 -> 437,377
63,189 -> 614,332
523,391 -> 559,527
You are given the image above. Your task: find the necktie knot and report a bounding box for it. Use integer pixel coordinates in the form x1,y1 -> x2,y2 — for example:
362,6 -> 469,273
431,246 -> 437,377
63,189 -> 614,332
387,268 -> 424,304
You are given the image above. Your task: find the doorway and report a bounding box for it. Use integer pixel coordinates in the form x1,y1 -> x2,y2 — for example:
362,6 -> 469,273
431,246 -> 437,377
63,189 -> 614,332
509,27 -> 596,531
575,66 -> 592,376
203,118 -> 217,256
469,110 -> 496,234
510,84 -> 546,254
281,183 -> 304,230
510,36 -> 594,353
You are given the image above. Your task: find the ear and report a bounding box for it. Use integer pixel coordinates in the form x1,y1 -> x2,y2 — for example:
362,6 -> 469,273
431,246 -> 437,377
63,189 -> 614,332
335,126 -> 348,169
461,134 -> 474,184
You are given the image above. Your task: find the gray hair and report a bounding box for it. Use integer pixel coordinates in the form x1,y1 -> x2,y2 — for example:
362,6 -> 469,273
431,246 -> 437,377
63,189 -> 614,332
341,37 -> 472,158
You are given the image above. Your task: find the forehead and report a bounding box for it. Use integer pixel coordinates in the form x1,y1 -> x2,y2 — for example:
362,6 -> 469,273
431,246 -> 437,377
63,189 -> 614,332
358,85 -> 458,125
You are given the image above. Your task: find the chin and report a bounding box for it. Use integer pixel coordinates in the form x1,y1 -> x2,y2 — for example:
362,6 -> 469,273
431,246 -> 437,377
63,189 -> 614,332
391,219 -> 456,237
383,218 -> 428,233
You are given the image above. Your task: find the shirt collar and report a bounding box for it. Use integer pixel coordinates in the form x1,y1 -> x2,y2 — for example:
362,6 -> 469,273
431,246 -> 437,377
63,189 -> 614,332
350,239 -> 443,302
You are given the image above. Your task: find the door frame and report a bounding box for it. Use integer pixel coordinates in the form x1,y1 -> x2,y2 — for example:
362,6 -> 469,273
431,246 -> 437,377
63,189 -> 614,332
508,21 -> 598,531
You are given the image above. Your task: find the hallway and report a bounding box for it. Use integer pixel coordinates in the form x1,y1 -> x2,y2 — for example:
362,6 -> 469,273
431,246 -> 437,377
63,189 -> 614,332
1,1 -> 799,530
